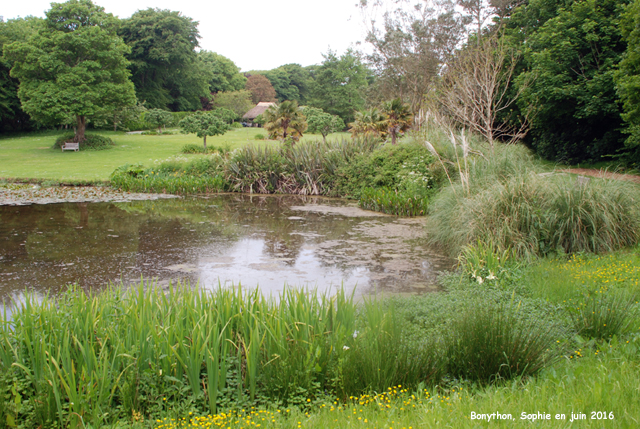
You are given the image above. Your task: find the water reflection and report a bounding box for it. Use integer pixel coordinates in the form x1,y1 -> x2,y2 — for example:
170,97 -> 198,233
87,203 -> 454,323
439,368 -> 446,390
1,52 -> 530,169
0,194 -> 454,303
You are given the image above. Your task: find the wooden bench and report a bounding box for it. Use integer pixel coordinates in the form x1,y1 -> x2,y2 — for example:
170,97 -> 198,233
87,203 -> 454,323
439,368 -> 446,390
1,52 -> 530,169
61,142 -> 79,152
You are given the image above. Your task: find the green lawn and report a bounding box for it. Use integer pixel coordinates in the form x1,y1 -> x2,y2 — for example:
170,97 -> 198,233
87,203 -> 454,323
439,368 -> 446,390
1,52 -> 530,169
0,128 -> 350,182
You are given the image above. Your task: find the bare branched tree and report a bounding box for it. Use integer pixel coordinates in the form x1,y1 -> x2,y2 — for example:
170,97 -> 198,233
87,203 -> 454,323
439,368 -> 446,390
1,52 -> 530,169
360,0 -> 468,113
436,33 -> 529,148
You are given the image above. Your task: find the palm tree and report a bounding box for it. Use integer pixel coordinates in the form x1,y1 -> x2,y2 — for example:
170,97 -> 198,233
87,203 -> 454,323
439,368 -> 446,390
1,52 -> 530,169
263,100 -> 308,143
349,107 -> 386,138
380,98 -> 413,145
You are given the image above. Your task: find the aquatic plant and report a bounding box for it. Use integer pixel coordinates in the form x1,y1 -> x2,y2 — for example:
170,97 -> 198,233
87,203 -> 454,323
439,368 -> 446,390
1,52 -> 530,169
358,187 -> 430,216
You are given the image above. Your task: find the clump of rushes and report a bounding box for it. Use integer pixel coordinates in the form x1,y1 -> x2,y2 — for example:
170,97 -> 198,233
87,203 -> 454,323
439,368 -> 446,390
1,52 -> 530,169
568,290 -> 638,340
337,300 -> 442,396
359,187 -> 430,216
445,301 -> 561,383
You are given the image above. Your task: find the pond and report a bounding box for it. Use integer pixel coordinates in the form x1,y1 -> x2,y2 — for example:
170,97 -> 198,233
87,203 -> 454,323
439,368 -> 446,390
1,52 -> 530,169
0,194 -> 454,306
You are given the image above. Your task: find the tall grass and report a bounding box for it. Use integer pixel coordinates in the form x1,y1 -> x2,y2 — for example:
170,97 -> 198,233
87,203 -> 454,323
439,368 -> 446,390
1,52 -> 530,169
0,282 -> 376,426
225,138 -> 380,195
445,300 -> 562,383
426,143 -> 640,258
568,290 -> 638,340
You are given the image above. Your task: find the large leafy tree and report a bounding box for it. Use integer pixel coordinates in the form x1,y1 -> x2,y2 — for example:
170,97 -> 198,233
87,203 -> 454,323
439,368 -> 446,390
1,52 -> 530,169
245,74 -> 277,104
360,0 -> 467,113
119,8 -> 210,111
308,49 -> 370,124
262,68 -> 299,102
4,0 -> 136,143
514,0 -> 628,162
211,90 -> 254,118
0,16 -> 41,132
616,0 -> 640,163
263,100 -> 307,143
199,50 -> 246,94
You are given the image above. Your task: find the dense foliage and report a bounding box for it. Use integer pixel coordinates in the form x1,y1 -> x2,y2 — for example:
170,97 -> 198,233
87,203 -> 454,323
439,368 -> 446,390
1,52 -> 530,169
3,0 -> 136,143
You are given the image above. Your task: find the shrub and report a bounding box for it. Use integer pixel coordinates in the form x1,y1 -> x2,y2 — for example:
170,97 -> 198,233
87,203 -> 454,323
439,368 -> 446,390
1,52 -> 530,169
231,122 -> 243,129
53,133 -> 115,150
254,133 -> 265,140
181,144 -> 230,155
445,301 -> 561,383
332,142 -> 435,198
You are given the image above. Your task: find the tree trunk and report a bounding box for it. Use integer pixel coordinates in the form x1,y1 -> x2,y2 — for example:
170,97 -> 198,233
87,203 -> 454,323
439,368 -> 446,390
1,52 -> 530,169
203,135 -> 207,151
391,128 -> 397,145
114,113 -> 118,132
75,115 -> 86,144
322,133 -> 327,144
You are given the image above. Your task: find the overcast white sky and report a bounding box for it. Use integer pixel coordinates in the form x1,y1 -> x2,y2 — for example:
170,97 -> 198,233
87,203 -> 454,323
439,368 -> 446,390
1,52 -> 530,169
2,0 -> 368,71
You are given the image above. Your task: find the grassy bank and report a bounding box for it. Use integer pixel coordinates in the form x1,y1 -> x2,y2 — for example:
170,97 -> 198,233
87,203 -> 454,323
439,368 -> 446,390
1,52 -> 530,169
0,129 -> 349,182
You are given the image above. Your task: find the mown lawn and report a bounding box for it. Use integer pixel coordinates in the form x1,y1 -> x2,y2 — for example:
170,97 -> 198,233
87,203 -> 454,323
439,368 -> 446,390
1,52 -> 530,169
0,128 -> 350,182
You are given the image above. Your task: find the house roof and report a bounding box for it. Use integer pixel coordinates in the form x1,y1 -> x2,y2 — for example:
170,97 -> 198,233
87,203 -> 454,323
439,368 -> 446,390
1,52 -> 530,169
242,102 -> 276,119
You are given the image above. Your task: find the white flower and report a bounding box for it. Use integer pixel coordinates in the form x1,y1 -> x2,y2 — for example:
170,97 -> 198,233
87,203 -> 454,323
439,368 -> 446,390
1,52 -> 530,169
343,345 -> 350,350
486,272 -> 496,280
353,330 -> 359,339
476,276 -> 484,284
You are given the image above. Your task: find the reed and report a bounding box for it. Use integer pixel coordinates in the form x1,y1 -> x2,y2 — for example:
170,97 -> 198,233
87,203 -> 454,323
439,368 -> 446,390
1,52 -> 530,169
358,187 -> 430,216
0,282 -> 362,426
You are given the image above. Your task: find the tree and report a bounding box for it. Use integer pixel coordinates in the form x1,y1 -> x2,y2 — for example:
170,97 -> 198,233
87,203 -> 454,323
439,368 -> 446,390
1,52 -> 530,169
516,0 -> 627,162
304,107 -> 345,143
278,64 -> 313,104
4,0 -> 136,143
245,74 -> 277,104
263,100 -> 307,143
616,0 -> 640,163
380,98 -> 413,145
119,8 -> 210,111
199,50 -> 246,93
210,107 -> 237,124
360,0 -> 467,113
145,108 -> 172,133
308,49 -> 369,124
0,16 -> 41,132
179,111 -> 231,150
349,107 -> 387,139
437,34 -> 527,148
211,90 -> 254,119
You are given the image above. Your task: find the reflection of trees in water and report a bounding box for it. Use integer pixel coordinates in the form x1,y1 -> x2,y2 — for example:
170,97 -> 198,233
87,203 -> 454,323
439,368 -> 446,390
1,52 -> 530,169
0,194 -> 387,301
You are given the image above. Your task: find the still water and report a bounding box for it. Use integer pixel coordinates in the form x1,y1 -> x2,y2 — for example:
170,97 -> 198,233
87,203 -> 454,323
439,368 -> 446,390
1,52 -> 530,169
0,194 -> 454,304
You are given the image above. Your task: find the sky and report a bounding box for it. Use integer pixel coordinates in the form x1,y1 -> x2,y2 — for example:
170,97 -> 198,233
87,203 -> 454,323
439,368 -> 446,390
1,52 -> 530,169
2,0 -> 368,71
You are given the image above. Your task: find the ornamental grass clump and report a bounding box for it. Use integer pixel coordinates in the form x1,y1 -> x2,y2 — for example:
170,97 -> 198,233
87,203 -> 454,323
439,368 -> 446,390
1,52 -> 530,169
445,301 -> 561,383
427,142 -> 640,259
